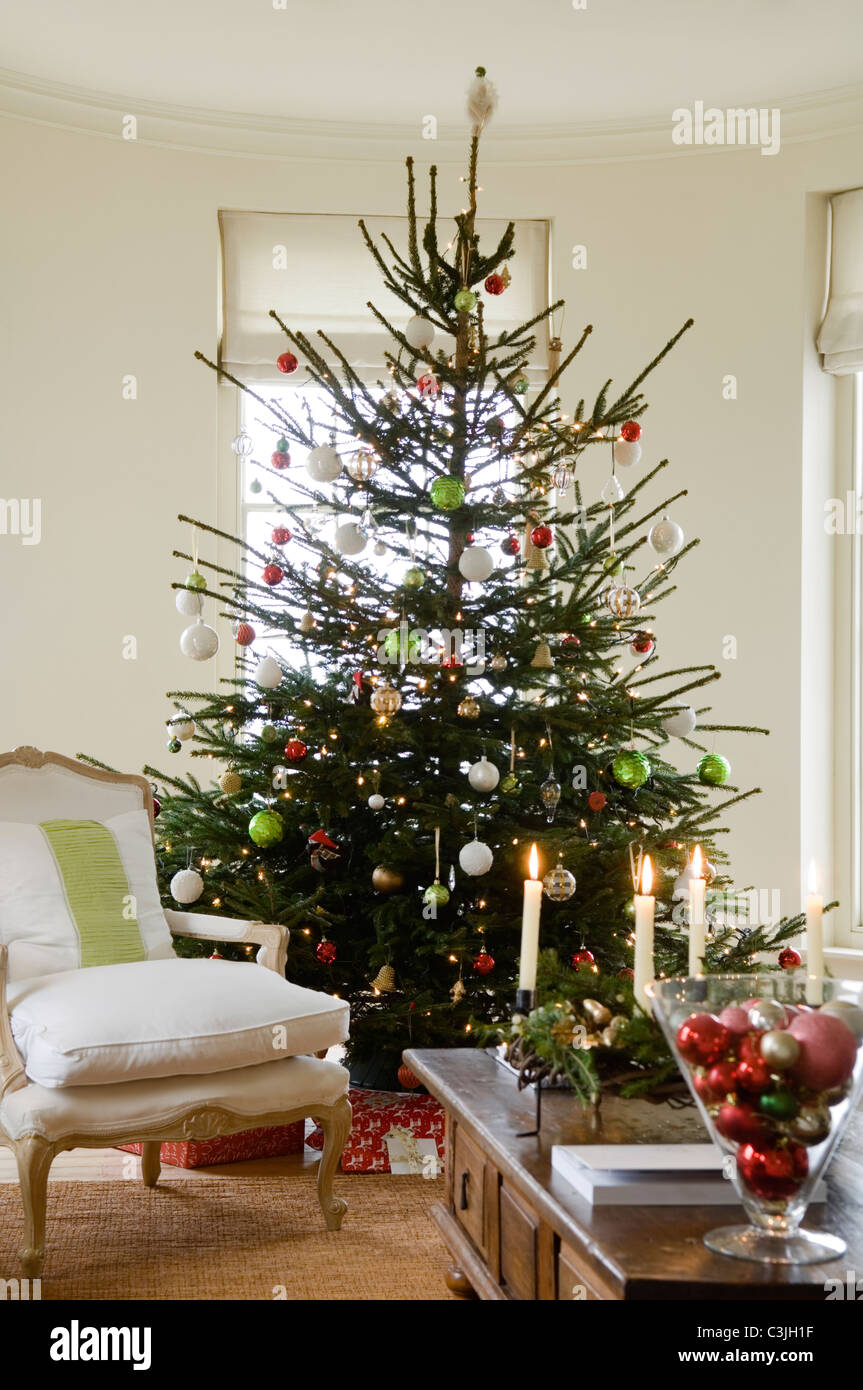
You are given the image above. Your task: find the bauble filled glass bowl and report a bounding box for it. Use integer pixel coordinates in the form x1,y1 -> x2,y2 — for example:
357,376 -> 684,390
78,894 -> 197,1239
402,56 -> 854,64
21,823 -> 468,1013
647,974 -> 863,1264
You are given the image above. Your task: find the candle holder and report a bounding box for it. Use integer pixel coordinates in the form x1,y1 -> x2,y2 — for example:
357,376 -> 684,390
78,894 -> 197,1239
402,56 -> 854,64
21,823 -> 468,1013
514,988 -> 536,1015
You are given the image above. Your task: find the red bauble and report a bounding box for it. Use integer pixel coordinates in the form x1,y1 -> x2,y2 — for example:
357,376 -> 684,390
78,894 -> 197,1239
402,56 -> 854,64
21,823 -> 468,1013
473,950 -> 495,975
465,532 -> 475,545
705,1059 -> 739,1100
530,524 -> 553,549
778,947 -> 802,970
735,1056 -> 772,1093
284,738 -> 308,762
500,534 -> 520,556
630,632 -> 655,657
560,634 -> 581,656
271,449 -> 290,470
715,1102 -> 768,1146
571,948 -> 596,972
208,951 -> 224,961
262,563 -> 283,586
676,1013 -> 731,1066
152,795 -> 161,818
617,966 -> 635,981
417,372 -> 440,399
277,352 -> 298,374
588,791 -> 607,812
235,622 -> 255,646
717,1005 -> 751,1035
737,1140 -> 808,1201
788,1011 -> 857,1091
316,939 -> 337,965
620,420 -> 642,443
397,1064 -> 421,1090
484,273 -> 505,295
272,525 -> 292,545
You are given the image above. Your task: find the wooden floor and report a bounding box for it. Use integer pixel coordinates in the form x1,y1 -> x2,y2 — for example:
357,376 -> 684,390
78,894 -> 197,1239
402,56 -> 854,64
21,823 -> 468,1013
0,1144 -> 321,1181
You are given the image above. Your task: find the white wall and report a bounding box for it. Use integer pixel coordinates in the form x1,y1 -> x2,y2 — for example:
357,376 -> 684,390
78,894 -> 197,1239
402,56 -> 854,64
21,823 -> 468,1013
0,114 -> 860,934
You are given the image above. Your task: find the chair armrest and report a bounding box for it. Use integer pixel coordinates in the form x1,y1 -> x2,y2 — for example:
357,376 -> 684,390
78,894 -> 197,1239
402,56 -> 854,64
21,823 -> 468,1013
0,946 -> 27,1097
164,909 -> 289,977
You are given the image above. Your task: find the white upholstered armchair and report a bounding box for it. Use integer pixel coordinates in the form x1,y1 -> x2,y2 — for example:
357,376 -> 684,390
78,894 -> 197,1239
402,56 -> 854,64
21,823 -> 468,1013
0,747 -> 352,1276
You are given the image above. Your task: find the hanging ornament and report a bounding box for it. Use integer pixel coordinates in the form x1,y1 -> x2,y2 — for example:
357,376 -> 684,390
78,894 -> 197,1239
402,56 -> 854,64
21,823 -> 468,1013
612,749 -> 651,788
510,372 -> 530,395
316,939 -> 337,965
601,475 -> 625,506
587,790 -> 607,811
276,351 -> 298,374
530,523 -> 553,549
472,950 -> 495,975
403,565 -> 426,589
307,829 -> 343,874
367,793 -> 386,811
605,584 -> 641,618
543,865 -> 576,901
500,534 -> 520,557
779,947 -> 802,970
298,610 -> 315,634
372,864 -> 405,892
249,479 -> 263,494
457,695 -> 481,719
248,810 -> 284,847
530,641 -> 554,670
262,563 -> 284,586
648,514 -> 685,558
371,964 -> 396,992
260,724 -> 279,744
167,736 -> 182,753
254,656 -> 282,689
458,546 -> 494,581
271,447 -> 290,470
271,525 -> 291,546
552,461 -> 572,493
235,621 -> 255,646
662,703 -> 697,738
373,538 -> 387,556
170,868 -> 204,904
571,948 -> 596,973
346,448 -> 380,482
450,977 -> 466,1004
284,738 -> 307,762
540,774 -> 562,823
468,757 -> 499,792
170,717 -> 195,741
176,588 -> 203,617
231,431 -> 254,456
630,631 -> 655,657
417,371 -> 440,399
404,316 -> 435,351
185,571 -> 207,591
397,1064 -> 421,1090
306,445 -> 341,483
459,839 -> 493,876
697,753 -> 731,786
489,653 -> 507,671
613,437 -> 642,468
180,619 -> 220,662
430,476 -> 465,511
620,421 -> 642,442
424,882 -> 451,907
484,273 -> 505,295
454,288 -> 478,313
370,681 -> 403,716
219,769 -> 242,794
333,521 -> 366,556
603,553 -> 624,577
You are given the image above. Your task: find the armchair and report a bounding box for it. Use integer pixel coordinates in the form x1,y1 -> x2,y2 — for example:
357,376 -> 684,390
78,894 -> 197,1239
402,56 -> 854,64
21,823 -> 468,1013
0,747 -> 351,1276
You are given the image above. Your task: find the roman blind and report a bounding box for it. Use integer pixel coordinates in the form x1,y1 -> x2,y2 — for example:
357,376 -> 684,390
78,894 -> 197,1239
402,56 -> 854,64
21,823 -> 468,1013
817,188 -> 863,376
219,210 -> 550,381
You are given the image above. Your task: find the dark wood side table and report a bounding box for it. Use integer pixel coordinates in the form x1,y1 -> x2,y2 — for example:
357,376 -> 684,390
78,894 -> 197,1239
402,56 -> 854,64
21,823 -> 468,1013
404,1047 -> 863,1301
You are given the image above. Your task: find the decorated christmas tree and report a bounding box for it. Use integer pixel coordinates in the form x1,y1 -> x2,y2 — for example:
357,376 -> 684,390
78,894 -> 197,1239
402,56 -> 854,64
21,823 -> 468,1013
143,69 -> 801,1095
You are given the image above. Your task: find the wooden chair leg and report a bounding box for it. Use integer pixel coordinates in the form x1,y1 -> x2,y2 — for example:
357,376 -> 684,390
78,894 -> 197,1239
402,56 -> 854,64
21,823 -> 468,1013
13,1135 -> 54,1277
311,1094 -> 351,1231
141,1142 -> 161,1188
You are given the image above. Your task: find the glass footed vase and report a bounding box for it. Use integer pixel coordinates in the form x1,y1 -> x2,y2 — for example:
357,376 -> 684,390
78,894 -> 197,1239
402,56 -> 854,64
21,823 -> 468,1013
647,974 -> 863,1265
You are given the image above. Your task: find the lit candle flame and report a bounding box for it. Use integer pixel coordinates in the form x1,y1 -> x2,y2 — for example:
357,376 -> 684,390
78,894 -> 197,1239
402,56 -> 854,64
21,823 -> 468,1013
808,859 -> 818,896
528,844 -> 539,880
692,844 -> 703,878
640,855 -> 653,896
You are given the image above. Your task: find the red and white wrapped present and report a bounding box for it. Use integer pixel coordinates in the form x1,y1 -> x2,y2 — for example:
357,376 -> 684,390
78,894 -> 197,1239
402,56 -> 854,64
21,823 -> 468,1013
306,1086 -> 446,1174
119,1120 -> 306,1169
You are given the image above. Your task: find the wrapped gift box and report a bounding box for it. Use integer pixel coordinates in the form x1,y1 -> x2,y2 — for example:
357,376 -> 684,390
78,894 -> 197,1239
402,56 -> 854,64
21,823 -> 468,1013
119,1120 -> 306,1169
306,1086 -> 446,1174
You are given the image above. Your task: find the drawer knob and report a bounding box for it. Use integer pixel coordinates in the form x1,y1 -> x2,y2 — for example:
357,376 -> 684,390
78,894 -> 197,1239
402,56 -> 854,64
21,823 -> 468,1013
459,1170 -> 470,1210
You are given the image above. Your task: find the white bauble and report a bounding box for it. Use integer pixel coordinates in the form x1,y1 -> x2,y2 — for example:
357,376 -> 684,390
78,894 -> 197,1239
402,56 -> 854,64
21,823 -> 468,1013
367,793 -> 386,811
648,514 -> 685,558
170,868 -> 204,904
254,656 -> 283,689
180,620 -> 220,661
172,718 -> 195,741
373,539 -> 387,557
613,439 -> 642,468
334,521 -> 367,556
405,316 -> 435,352
306,445 -> 342,483
459,839 -> 494,876
662,703 -> 697,738
467,758 -> 500,793
299,610 -> 315,634
458,546 -> 494,582
175,588 -> 203,617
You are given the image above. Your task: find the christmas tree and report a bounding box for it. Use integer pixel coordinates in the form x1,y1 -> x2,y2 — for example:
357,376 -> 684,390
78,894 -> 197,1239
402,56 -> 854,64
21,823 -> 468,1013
143,69 -> 800,1095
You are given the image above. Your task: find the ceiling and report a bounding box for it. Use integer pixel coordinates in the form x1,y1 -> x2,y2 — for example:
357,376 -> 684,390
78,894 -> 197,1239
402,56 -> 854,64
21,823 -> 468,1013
2,0 -> 863,152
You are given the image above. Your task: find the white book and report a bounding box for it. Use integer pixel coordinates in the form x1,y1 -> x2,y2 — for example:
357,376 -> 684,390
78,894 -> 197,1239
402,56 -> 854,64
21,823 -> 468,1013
551,1143 -> 827,1207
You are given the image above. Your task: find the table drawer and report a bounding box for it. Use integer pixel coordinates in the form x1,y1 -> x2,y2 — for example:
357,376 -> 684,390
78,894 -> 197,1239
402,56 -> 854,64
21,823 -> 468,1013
499,1185 -> 539,1300
557,1241 -> 619,1301
453,1124 -> 487,1255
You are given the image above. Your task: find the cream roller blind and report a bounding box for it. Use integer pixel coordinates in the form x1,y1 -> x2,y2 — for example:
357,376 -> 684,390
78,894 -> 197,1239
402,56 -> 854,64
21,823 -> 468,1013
817,188 -> 863,376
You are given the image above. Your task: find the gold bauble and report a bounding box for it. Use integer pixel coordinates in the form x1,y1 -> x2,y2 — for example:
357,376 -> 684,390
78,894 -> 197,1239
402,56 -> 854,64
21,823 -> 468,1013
371,964 -> 396,992
346,448 -> 380,482
370,682 -> 403,716
457,696 -> 480,719
372,864 -> 405,893
582,998 -> 612,1028
489,653 -> 507,671
605,584 -> 641,618
219,770 -> 242,794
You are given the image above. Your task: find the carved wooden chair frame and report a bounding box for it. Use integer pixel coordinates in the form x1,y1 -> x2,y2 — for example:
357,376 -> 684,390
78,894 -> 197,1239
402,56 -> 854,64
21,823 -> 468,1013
0,747 -> 350,1276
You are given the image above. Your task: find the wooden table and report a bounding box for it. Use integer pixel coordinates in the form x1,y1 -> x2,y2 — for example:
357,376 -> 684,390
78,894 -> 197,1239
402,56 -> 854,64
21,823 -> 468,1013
404,1047 -> 863,1301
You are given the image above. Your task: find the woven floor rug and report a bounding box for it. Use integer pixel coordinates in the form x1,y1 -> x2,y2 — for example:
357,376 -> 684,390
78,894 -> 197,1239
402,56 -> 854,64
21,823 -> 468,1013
0,1174 -> 453,1300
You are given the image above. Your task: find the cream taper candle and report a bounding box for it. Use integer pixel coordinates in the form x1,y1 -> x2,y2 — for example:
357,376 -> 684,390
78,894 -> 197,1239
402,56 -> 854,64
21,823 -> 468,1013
518,844 -> 543,993
805,860 -> 824,1005
688,845 -> 706,976
633,855 -> 655,1011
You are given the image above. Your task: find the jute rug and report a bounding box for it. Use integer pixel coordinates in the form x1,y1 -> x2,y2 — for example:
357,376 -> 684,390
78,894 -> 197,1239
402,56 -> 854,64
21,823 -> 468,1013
0,1175 -> 455,1300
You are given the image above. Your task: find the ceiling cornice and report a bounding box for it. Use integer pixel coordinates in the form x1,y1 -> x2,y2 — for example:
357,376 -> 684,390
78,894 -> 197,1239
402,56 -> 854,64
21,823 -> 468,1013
2,67 -> 863,165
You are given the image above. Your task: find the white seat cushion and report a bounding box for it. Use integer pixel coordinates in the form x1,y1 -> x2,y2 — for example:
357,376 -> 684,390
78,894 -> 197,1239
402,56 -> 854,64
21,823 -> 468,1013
8,958 -> 349,1089
0,1055 -> 349,1143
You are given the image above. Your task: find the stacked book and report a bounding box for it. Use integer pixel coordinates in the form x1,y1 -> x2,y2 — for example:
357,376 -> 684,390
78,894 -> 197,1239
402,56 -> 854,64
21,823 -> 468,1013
550,1143 -> 827,1206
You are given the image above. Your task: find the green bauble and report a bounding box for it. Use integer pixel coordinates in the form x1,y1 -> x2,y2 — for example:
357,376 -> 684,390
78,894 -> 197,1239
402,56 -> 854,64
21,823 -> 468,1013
403,566 -> 426,590
603,554 -> 623,577
511,373 -> 530,395
430,476 -> 466,511
383,629 -> 424,662
612,749 -> 651,788
454,288 -> 477,312
167,737 -> 182,753
277,437 -> 289,451
423,882 -> 451,907
185,571 -> 207,591
249,479 -> 263,494
500,772 -> 522,796
758,1090 -> 799,1121
260,724 -> 279,744
248,810 -> 284,848
697,753 -> 731,786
